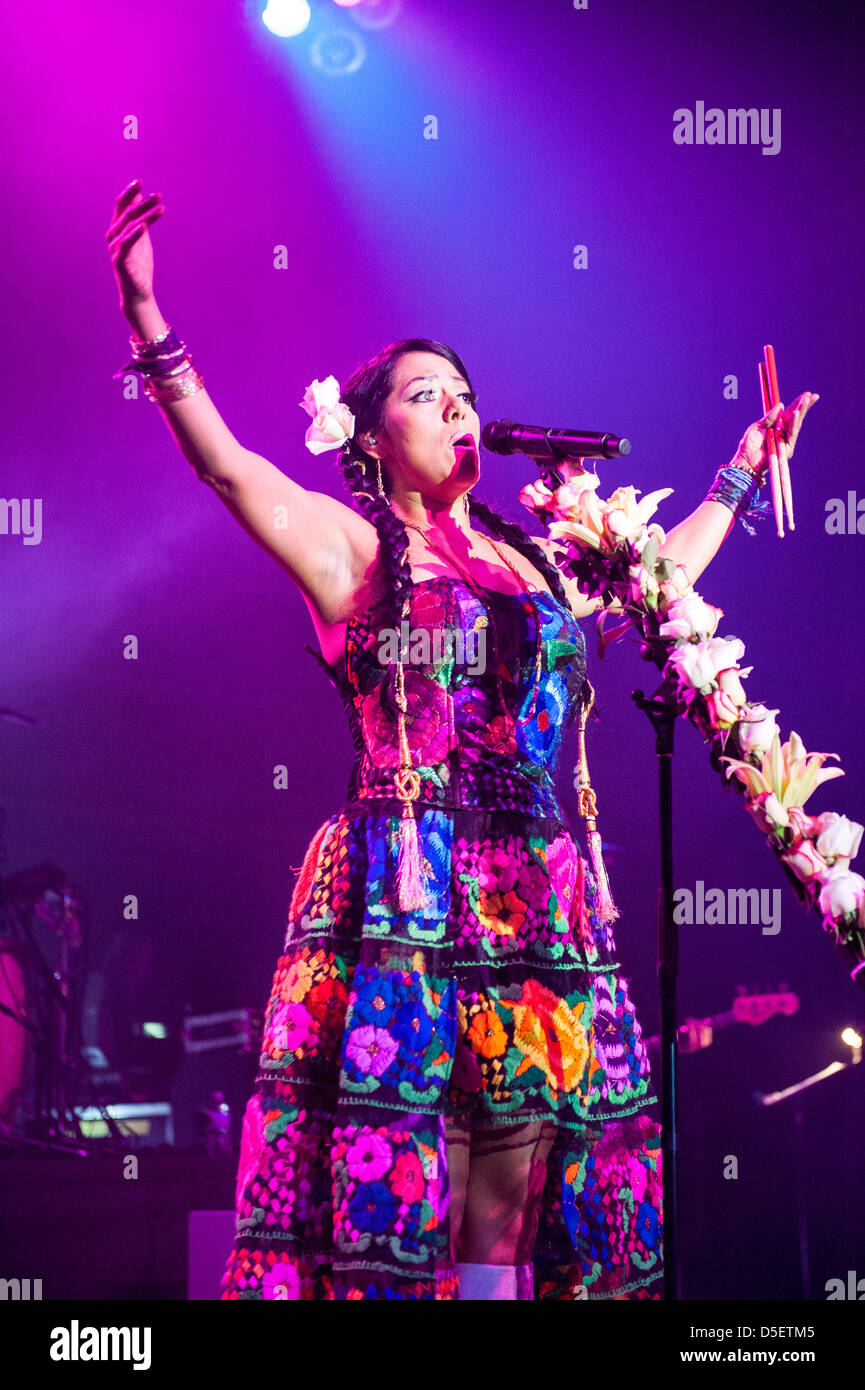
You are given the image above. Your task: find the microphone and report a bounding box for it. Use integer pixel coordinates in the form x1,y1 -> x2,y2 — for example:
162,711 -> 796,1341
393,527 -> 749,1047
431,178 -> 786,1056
481,418 -> 631,463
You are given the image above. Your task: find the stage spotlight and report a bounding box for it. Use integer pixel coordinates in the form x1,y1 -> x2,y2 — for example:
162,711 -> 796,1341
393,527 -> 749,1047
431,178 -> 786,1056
310,27 -> 366,76
841,1026 -> 862,1054
348,0 -> 401,28
333,0 -> 365,8
262,0 -> 312,38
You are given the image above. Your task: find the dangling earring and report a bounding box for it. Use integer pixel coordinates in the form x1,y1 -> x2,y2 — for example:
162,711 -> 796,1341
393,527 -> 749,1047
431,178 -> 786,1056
376,456 -> 385,497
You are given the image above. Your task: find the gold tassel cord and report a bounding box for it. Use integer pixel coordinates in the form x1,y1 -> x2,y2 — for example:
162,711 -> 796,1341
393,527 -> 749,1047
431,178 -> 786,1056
393,641 -> 432,911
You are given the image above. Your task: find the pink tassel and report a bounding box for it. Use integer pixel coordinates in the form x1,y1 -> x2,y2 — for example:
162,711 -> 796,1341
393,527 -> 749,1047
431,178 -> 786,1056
395,807 -> 430,912
586,827 -> 618,923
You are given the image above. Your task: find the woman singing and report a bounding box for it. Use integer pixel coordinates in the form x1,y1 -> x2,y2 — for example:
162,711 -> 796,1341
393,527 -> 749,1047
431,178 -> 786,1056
106,178 -> 817,1300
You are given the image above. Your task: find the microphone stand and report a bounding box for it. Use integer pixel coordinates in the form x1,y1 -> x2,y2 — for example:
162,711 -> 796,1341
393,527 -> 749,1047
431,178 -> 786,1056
533,450 -> 681,1300
632,685 -> 682,1303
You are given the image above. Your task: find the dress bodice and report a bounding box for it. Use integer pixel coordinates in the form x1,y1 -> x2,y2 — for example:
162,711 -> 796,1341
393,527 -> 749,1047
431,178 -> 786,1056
315,576 -> 586,821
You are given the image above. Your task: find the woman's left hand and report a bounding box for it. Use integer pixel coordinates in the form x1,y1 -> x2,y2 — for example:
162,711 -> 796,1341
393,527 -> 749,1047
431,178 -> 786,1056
730,390 -> 820,478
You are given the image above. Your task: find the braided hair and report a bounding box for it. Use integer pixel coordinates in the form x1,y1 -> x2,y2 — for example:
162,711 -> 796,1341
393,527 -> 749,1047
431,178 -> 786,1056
336,337 -> 573,635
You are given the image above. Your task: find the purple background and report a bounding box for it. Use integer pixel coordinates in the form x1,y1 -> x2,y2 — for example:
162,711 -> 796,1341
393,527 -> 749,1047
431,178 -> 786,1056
1,0 -> 863,1297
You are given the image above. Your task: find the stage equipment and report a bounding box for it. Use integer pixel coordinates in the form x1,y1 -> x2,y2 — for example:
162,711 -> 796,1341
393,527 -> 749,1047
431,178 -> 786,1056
170,1008 -> 262,1152
0,862 -> 88,1149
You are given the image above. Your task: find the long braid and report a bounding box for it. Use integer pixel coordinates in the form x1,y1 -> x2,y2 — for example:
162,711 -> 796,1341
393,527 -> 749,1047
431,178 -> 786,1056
336,448 -> 412,634
334,446 -> 413,671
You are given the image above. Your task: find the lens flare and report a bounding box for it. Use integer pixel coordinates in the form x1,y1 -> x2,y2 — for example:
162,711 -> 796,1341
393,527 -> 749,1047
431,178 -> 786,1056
262,0 -> 312,39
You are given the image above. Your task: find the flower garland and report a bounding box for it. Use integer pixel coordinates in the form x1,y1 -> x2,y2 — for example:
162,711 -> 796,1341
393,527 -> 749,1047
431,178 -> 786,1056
519,471 -> 865,990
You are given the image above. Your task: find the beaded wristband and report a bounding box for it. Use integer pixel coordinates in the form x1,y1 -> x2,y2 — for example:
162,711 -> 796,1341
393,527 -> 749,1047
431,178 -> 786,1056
134,353 -> 190,380
113,325 -> 188,376
112,323 -> 205,401
705,464 -> 773,536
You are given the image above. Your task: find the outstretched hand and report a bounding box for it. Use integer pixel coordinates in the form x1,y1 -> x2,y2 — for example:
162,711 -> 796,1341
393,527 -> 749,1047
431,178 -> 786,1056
106,178 -> 165,308
730,391 -> 820,479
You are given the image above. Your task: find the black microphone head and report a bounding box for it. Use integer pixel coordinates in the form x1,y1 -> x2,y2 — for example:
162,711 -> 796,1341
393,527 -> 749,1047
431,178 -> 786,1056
481,419 -> 518,454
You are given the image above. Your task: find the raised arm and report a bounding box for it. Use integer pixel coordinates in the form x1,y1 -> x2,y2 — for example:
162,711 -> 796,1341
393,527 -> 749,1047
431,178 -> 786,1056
658,393 -> 818,587
106,179 -> 375,619
534,391 -> 818,618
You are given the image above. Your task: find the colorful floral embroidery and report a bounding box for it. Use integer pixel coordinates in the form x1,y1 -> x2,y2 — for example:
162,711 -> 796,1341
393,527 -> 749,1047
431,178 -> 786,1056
220,575 -> 663,1301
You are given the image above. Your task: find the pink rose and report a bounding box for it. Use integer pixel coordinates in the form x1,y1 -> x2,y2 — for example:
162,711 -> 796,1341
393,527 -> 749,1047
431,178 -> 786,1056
716,666 -> 748,707
814,812 -> 864,863
518,479 -> 555,516
781,840 -> 829,882
818,866 -> 865,920
736,704 -> 781,758
668,636 -> 746,694
705,688 -> 741,730
658,564 -> 693,607
658,594 -> 723,641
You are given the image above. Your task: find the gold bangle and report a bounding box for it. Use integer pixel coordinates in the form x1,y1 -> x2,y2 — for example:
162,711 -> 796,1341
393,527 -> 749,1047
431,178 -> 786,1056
142,367 -> 204,403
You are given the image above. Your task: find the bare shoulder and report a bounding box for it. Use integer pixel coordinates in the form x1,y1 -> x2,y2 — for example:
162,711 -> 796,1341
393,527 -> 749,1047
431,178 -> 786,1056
209,448 -> 381,620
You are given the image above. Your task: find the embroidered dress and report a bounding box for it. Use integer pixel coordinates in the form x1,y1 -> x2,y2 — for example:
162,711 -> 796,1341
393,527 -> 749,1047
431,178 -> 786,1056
219,576 -> 663,1300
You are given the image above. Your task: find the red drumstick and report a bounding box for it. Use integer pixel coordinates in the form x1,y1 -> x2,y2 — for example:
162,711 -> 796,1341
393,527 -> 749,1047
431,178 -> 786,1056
763,344 -> 794,530
764,343 -> 781,405
759,360 -> 784,537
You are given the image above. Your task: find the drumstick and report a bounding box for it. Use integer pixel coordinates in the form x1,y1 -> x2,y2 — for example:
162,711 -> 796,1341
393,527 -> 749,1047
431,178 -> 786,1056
763,344 -> 794,530
759,360 -> 784,538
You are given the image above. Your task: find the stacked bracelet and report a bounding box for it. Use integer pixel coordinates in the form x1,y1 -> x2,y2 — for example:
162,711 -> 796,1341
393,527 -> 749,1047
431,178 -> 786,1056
705,464 -> 773,536
112,324 -> 205,404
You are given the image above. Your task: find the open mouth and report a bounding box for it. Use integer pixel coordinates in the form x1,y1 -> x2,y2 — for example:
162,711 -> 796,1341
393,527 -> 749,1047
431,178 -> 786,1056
451,434 -> 475,453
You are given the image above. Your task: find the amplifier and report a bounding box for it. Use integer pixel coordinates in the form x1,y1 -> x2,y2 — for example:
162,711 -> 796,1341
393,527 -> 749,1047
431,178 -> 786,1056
171,1009 -> 263,1152
181,1008 -> 263,1054
74,1101 -> 174,1147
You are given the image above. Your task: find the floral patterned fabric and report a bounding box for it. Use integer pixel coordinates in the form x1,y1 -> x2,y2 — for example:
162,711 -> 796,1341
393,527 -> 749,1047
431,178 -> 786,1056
219,577 -> 663,1300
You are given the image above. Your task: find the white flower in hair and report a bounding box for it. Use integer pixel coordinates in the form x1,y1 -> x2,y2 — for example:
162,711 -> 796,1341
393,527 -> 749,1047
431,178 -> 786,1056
298,375 -> 356,454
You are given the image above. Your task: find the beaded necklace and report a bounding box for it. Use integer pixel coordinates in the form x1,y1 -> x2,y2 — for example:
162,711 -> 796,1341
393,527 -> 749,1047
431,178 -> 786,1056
387,518 -> 545,912
400,519 -> 544,728
388,516 -> 618,926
